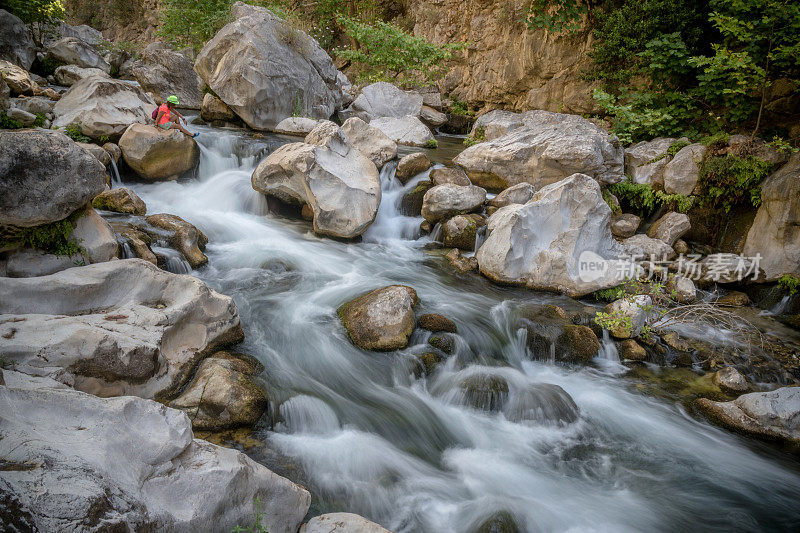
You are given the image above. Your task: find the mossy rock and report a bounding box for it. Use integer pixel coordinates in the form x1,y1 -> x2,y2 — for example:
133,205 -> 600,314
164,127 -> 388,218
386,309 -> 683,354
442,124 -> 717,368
400,179 -> 432,216
429,333 -> 455,354
418,351 -> 444,376
417,313 -> 457,333
472,511 -> 520,533
459,374 -> 509,411
554,325 -> 600,364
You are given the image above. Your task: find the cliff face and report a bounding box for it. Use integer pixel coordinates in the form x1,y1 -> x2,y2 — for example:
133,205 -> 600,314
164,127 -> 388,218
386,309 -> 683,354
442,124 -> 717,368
64,0 -> 160,43
405,0 -> 598,114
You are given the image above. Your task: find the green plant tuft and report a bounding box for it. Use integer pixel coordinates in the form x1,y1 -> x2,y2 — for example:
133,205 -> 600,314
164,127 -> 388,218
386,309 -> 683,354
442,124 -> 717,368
1,215 -> 85,257
63,123 -> 92,143
0,112 -> 24,130
463,124 -> 485,147
424,139 -> 438,149
778,274 -> 799,295
697,153 -> 772,213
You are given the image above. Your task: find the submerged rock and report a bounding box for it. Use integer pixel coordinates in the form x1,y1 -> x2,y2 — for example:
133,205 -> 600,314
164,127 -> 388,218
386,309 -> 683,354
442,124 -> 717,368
0,259 -> 243,400
417,313 -> 457,333
339,285 -> 418,351
195,2 -> 344,130
459,373 -> 509,412
0,386 -> 311,532
301,513 -> 392,533
92,187 -> 147,215
445,248 -> 478,273
119,124 -> 199,181
252,126 -> 381,239
696,387 -> 800,445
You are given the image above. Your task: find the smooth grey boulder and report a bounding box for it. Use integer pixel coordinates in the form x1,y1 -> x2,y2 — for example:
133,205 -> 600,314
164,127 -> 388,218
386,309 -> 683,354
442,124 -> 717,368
455,110 -> 624,191
488,182 -> 537,208
275,116 -> 321,136
44,20 -> 104,46
252,126 -> 381,239
369,115 -> 434,147
131,42 -> 204,109
420,104 -> 447,128
0,386 -> 311,532
53,64 -> 110,86
0,259 -> 244,400
742,153 -> 800,280
0,9 -> 35,69
621,234 -> 675,260
476,173 -> 631,297
4,249 -> 81,278
663,143 -> 706,195
194,2 -> 344,130
340,116 -> 397,168
0,130 -> 106,227
647,211 -> 690,246
301,513 -> 392,533
53,76 -> 156,140
610,213 -> 641,239
341,81 -> 423,122
421,184 -> 486,223
46,37 -> 111,73
697,386 -> 800,445
339,285 -> 418,351
624,137 -> 677,188
6,107 -> 35,125
119,123 -> 199,181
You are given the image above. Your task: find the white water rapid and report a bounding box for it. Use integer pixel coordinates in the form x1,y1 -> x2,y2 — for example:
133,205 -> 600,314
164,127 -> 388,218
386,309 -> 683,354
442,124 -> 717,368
122,124 -> 800,532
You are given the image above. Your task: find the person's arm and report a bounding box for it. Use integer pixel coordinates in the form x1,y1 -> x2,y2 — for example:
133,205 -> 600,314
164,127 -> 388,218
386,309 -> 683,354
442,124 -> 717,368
175,109 -> 186,123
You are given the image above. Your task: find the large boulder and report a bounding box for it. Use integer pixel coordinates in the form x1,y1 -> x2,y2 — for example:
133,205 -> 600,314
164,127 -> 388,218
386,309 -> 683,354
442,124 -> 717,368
301,513 -> 392,533
742,153 -> 800,280
53,76 -> 156,140
44,20 -> 104,46
475,173 -> 630,297
340,81 -> 423,122
170,352 -> 267,431
0,9 -> 35,69
663,143 -> 706,195
119,123 -> 199,181
369,115 -> 434,147
455,110 -> 624,190
53,64 -> 110,86
46,37 -> 111,73
646,211 -> 691,246
0,59 -> 39,95
200,92 -> 237,123
340,116 -> 397,168
421,184 -> 486,223
338,285 -> 418,351
0,386 -> 310,532
131,42 -> 204,109
0,259 -> 244,400
696,387 -> 800,445
0,130 -> 106,227
624,137 -> 677,188
194,2 -> 344,130
251,126 -> 381,239
275,116 -> 321,136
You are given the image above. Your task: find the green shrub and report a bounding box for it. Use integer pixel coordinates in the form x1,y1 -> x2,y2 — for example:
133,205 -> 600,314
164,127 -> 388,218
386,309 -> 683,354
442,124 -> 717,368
523,0 -> 587,35
463,124 -> 485,147
697,153 -> 772,212
157,0 -> 233,52
448,95 -> 472,117
609,178 -> 696,216
1,216 -> 84,257
4,0 -> 66,47
592,285 -> 626,302
233,498 -> 269,533
62,123 -> 92,143
778,274 -> 800,295
38,55 -> 65,76
424,139 -> 438,149
667,139 -> 691,156
33,113 -> 46,127
0,112 -> 24,130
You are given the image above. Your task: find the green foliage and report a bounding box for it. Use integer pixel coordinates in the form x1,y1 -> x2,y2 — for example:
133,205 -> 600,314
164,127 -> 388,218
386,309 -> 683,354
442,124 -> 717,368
602,188 -> 621,214
232,498 -> 269,533
592,285 -> 625,302
4,0 -> 66,46
667,139 -> 691,157
700,131 -> 730,148
609,178 -> 695,216
778,275 -> 800,295
594,278 -> 670,340
697,153 -> 773,212
463,124 -> 485,147
291,92 -> 303,117
594,309 -> 633,333
96,39 -> 142,58
448,95 -> 472,117
157,0 -> 233,52
38,55 -> 65,76
424,139 -> 438,149
0,112 -> 24,129
33,113 -> 46,127
523,0 -> 587,35
1,216 -> 84,257
768,136 -> 798,154
63,123 -> 91,143
335,15 -> 464,87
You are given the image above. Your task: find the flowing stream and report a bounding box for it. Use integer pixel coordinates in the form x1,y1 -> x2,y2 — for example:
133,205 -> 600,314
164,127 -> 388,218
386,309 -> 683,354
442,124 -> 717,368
124,124 -> 800,532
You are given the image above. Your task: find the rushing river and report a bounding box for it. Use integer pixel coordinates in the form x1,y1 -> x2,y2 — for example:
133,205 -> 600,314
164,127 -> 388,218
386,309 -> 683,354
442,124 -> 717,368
124,123 -> 800,532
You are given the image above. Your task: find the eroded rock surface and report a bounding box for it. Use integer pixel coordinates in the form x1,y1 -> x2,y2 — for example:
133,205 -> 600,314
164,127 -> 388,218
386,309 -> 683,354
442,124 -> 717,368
339,285 -> 418,351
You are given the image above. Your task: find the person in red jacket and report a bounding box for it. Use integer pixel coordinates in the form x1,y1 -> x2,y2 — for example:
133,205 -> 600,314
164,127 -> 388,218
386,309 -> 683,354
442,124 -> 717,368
155,95 -> 198,138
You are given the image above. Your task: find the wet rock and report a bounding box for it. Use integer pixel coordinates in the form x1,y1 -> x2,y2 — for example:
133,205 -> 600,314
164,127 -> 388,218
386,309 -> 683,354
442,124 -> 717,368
200,92 -> 237,123
554,325 -> 600,363
647,211 -> 691,246
667,275 -> 696,303
53,76 -> 156,140
340,116 -> 397,168
619,339 -> 647,361
663,143 -> 706,195
742,152 -> 800,280
103,142 -> 122,163
171,352 -> 267,431
712,367 -> 749,395
605,296 -> 650,339
340,81 -> 422,122
370,115 -> 434,147
0,9 -> 35,69
471,510 -> 521,533
0,130 -> 106,227
717,291 -> 750,307
301,512 -> 392,533
53,64 -> 109,86
445,248 -> 478,272
400,179 -> 432,216
459,373 -> 509,411
119,124 -> 199,181
194,2 -> 345,130
429,333 -> 455,354
421,184 -> 486,224
395,152 -> 431,183
696,387 -> 800,445
621,234 -> 675,260
46,37 -> 111,73
92,187 -> 147,215
442,213 -> 486,251
339,285 -> 419,351
146,213 -> 208,268
0,259 -> 243,399
488,182 -> 536,208
476,173 -> 630,297
275,116 -> 320,136
455,110 -> 624,191
430,166 -> 471,186
673,239 -> 689,255
112,222 -> 157,265
417,314 -> 457,333
252,126 -> 381,239
417,351 -> 445,376
0,59 -> 39,95
130,42 -> 203,109
610,213 -> 640,239
0,386 -> 310,531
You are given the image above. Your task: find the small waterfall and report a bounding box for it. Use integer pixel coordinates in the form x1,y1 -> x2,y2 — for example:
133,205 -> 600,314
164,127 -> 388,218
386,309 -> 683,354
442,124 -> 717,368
151,245 -> 191,274
362,161 -> 427,243
109,158 -> 121,185
597,330 -> 620,363
120,241 -> 135,259
760,294 -> 792,316
279,395 -> 340,434
473,224 -> 487,252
